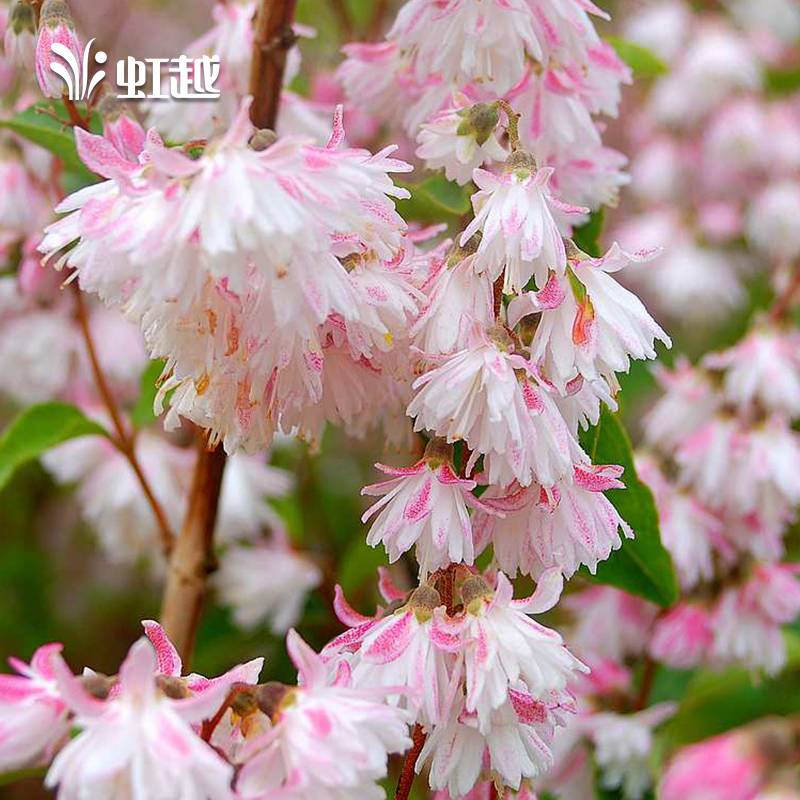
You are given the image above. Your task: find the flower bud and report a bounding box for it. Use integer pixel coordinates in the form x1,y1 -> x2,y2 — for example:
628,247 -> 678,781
456,102 -> 500,147
5,2 -> 37,69
35,0 -> 83,99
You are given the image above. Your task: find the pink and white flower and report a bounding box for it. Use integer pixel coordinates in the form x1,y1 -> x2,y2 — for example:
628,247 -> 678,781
649,603 -> 714,669
587,704 -> 677,800
361,448 -> 480,573
704,327 -> 800,417
237,631 -> 411,798
214,537 -> 321,632
0,644 -> 68,772
45,638 -> 242,799
324,583 -> 452,727
461,156 -> 586,293
457,570 -> 586,730
475,465 -> 632,579
529,244 -> 670,392
35,0 -> 83,98
389,0 -> 541,92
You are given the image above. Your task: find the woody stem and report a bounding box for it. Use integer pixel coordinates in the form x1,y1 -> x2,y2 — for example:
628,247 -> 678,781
395,724 -> 427,800
159,0 -> 297,668
72,284 -> 175,556
249,0 -> 298,129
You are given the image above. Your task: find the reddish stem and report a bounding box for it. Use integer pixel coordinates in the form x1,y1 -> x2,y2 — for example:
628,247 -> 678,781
395,724 -> 427,800
72,284 -> 175,555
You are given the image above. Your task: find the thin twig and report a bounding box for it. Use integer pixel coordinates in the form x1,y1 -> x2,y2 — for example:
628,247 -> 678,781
495,98 -> 521,151
395,723 -> 427,800
770,264 -> 800,323
634,656 -> 657,711
200,682 -> 251,741
72,284 -> 175,555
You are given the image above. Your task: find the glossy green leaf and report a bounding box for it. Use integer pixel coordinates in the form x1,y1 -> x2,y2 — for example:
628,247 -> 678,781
579,407 -> 679,607
396,174 -> 472,222
0,102 -> 97,183
608,36 -> 668,78
0,402 -> 109,490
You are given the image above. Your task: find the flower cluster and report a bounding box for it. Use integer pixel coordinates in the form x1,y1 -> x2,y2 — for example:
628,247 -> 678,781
340,0 -> 632,218
0,622 -> 411,799
614,0 -> 800,322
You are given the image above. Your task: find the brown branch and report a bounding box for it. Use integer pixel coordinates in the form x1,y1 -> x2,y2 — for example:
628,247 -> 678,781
72,284 -> 175,555
395,723 -> 426,800
367,0 -> 392,39
248,0 -> 298,130
160,436 -> 227,665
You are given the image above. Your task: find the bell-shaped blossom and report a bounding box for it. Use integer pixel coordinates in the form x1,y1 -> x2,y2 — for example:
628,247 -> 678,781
412,243 -> 494,355
214,536 -> 321,632
456,571 -> 587,731
45,638 -> 243,799
638,456 -> 719,590
216,453 -> 294,544
704,327 -> 800,417
408,326 -> 531,483
659,729 -> 768,800
677,416 -> 800,519
0,644 -> 69,772
4,0 -> 36,68
475,465 -> 632,579
529,244 -> 670,392
649,603 -> 714,669
461,154 -> 587,293
587,704 -> 677,800
361,444 -> 481,573
711,564 -> 800,674
44,428 -> 192,566
565,586 -> 657,663
419,688 -> 573,795
324,583 -> 452,727
237,631 -> 411,799
746,181 -> 800,262
389,0 -> 541,92
643,359 -> 720,452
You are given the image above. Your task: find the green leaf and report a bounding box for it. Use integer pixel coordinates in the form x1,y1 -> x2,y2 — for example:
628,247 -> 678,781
0,402 -> 109,490
572,208 -> 605,258
607,36 -> 668,78
131,359 -> 167,429
396,174 -> 472,222
656,633 -> 800,755
765,67 -> 800,97
579,407 -> 679,607
0,102 -> 98,184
